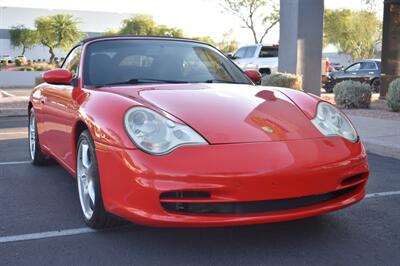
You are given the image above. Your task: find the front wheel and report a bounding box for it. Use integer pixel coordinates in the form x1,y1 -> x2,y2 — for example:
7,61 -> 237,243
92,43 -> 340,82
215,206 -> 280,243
371,78 -> 380,93
76,130 -> 121,229
29,109 -> 51,165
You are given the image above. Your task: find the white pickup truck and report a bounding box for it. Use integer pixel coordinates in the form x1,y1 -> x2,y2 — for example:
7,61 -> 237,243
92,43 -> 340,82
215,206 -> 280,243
229,44 -> 279,76
230,44 -> 330,83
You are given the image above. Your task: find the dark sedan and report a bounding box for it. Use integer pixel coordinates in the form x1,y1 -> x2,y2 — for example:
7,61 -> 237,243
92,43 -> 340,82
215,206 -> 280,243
325,59 -> 381,93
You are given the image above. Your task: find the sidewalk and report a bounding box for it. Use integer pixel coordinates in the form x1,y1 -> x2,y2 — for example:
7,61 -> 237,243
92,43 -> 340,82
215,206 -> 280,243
349,115 -> 400,160
0,89 -> 29,117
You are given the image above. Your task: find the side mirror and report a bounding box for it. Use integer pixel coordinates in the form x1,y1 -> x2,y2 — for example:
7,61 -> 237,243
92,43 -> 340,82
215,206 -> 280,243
42,69 -> 73,85
227,53 -> 236,60
244,70 -> 262,84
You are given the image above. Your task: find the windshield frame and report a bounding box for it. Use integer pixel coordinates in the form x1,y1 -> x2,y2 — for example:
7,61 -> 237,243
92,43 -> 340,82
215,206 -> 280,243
81,37 -> 253,88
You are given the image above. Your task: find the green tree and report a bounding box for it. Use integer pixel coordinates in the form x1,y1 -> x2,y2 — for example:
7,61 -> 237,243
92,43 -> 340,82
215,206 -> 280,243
324,9 -> 382,60
35,14 -> 83,63
192,36 -> 216,46
9,25 -> 37,56
216,30 -> 239,54
219,0 -> 279,44
119,15 -> 158,35
155,25 -> 185,38
118,15 -> 185,37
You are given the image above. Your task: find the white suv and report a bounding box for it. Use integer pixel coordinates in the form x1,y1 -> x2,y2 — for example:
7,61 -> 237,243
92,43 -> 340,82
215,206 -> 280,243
230,44 -> 279,76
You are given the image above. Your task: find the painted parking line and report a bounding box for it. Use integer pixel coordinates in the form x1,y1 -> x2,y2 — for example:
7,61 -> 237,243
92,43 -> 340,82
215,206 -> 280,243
1,190 -> 400,244
0,161 -> 31,166
365,190 -> 400,198
0,227 -> 97,244
0,131 -> 27,140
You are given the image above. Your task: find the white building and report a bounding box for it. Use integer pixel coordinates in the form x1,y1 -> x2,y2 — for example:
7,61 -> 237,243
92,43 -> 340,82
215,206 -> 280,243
0,6 -> 134,60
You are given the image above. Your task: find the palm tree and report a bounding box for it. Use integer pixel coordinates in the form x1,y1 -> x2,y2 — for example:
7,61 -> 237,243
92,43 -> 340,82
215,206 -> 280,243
35,14 -> 84,63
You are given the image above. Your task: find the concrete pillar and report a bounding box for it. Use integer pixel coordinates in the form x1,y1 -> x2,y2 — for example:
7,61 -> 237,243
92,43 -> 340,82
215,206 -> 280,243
278,0 -> 324,95
380,0 -> 400,98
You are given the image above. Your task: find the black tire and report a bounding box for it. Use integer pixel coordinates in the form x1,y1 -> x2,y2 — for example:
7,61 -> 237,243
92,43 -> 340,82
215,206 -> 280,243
371,78 -> 380,93
29,109 -> 51,166
324,82 -> 334,93
76,130 -> 123,229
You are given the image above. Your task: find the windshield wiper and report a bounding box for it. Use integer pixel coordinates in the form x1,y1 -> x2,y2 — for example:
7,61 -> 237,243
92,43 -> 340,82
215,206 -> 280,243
97,78 -> 189,87
203,79 -> 245,84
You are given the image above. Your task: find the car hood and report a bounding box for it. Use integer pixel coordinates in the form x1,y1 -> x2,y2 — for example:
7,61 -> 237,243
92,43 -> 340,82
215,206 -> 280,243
329,71 -> 345,78
100,84 -> 322,144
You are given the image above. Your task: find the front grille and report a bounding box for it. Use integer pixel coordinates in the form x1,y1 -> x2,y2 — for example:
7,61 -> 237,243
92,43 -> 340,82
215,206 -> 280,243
161,185 -> 359,215
160,191 -> 210,199
341,174 -> 365,186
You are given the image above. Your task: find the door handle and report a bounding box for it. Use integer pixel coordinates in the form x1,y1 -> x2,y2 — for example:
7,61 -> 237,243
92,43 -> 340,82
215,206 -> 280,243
40,96 -> 46,104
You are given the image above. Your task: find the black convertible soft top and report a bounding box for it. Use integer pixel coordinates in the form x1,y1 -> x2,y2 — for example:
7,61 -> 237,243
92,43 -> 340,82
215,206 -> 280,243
79,35 -> 209,46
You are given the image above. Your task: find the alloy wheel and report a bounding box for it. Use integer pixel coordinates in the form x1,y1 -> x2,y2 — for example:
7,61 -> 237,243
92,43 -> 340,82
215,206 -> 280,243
77,139 -> 96,220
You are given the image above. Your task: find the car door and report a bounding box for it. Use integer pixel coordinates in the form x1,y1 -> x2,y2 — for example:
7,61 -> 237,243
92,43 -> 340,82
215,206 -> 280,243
339,62 -> 362,83
41,46 -> 81,166
358,61 -> 379,83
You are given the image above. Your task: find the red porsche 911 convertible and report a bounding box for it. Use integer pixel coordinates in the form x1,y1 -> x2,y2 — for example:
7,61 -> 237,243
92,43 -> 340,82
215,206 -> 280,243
28,36 -> 369,229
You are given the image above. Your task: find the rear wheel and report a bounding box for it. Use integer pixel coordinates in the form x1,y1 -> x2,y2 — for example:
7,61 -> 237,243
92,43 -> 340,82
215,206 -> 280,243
29,109 -> 50,165
76,130 -> 122,228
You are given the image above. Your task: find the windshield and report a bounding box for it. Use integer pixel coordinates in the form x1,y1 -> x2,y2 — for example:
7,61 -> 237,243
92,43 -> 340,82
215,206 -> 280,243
83,39 -> 251,87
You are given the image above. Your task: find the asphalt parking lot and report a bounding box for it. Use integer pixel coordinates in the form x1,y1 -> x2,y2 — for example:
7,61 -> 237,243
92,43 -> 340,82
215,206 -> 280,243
1,116 -> 399,265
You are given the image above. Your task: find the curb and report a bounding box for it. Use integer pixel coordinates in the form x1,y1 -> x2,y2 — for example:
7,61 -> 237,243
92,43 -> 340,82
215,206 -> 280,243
0,89 -> 15,97
363,140 -> 400,160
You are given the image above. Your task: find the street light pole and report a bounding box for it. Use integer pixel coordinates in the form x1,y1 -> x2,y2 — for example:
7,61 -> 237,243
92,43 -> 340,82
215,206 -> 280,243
380,0 -> 400,98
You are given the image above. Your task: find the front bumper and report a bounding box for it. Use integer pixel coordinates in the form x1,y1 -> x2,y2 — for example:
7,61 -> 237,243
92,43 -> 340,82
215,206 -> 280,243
95,137 -> 369,227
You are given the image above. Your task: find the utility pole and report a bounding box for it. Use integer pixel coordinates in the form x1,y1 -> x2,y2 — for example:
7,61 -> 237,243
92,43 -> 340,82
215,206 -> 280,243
380,0 -> 400,98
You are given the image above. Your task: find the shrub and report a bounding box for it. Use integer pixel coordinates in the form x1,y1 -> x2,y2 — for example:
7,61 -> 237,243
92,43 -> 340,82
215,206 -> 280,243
33,63 -> 55,71
333,80 -> 372,109
387,78 -> 400,112
15,58 -> 22,66
27,59 -> 33,66
261,72 -> 302,90
1,60 -> 8,66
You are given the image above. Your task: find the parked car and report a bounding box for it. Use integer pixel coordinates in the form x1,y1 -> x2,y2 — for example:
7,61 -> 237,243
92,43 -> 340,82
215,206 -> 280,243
229,44 -> 279,76
16,55 -> 27,64
0,55 -> 12,63
325,59 -> 381,93
29,36 -> 369,229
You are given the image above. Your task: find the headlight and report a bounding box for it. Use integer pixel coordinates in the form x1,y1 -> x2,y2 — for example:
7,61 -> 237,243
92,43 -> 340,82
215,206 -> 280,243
311,102 -> 358,142
124,107 -> 207,155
